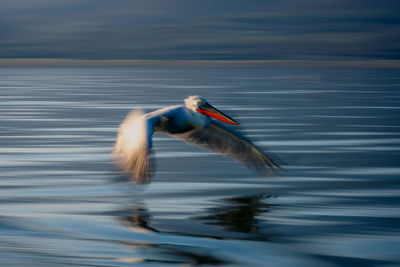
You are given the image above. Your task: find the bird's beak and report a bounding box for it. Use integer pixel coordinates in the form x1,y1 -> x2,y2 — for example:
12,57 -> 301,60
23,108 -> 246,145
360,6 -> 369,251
197,103 -> 240,125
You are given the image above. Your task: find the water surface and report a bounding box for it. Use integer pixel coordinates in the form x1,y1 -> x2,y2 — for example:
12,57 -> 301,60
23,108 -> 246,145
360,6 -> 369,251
0,67 -> 399,266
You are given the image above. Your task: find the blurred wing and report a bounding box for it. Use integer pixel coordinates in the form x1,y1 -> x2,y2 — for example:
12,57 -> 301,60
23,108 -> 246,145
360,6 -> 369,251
173,122 -> 279,174
113,110 -> 154,183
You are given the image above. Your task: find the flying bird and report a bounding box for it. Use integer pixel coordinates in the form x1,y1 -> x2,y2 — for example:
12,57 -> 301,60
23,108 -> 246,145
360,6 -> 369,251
113,96 -> 279,183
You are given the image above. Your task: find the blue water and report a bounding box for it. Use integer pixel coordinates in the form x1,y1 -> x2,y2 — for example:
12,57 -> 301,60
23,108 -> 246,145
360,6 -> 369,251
0,66 -> 399,266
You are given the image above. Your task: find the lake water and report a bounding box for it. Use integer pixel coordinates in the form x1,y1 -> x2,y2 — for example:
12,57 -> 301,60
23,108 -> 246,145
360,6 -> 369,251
0,66 -> 399,266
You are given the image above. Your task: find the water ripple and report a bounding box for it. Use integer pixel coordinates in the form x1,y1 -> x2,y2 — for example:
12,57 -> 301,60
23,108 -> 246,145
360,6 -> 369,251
0,67 -> 399,266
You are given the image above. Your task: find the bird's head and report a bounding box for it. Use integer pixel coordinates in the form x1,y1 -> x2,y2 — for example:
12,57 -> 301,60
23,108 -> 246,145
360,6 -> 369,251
184,95 -> 239,125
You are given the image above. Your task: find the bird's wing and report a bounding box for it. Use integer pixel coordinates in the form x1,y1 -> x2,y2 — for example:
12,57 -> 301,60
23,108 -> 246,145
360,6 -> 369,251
172,122 -> 279,175
113,110 -> 154,183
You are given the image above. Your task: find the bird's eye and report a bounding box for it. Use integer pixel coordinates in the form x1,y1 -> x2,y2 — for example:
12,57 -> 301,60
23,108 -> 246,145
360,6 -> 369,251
199,100 -> 204,105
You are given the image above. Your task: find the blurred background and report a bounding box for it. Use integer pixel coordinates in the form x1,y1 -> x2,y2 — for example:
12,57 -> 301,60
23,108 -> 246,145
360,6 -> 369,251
1,0 -> 400,63
1,1 -> 400,266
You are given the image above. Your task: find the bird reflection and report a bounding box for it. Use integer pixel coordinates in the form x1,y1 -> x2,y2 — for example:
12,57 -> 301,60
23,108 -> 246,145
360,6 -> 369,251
121,207 -> 158,234
118,195 -> 273,265
194,195 -> 273,235
120,194 -> 273,240
119,207 -> 227,265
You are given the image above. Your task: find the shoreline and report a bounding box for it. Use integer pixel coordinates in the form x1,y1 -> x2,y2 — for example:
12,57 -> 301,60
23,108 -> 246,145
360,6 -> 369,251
1,58 -> 400,68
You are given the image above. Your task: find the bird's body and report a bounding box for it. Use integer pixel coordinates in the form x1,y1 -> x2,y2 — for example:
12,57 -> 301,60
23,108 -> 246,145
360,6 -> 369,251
113,96 -> 279,183
149,105 -> 211,134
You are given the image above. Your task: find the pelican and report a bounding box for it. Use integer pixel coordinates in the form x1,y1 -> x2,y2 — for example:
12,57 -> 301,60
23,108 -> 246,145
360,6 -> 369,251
113,96 -> 279,183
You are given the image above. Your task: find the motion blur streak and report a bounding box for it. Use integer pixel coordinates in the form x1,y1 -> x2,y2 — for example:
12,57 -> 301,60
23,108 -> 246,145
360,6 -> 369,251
0,66 -> 399,266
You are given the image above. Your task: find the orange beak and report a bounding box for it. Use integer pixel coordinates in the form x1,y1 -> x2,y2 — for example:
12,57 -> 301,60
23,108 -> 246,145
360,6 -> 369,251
197,103 -> 239,125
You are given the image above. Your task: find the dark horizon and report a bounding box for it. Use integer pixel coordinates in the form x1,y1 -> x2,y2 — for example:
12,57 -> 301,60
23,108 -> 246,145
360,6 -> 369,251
2,58 -> 400,68
1,0 -> 400,64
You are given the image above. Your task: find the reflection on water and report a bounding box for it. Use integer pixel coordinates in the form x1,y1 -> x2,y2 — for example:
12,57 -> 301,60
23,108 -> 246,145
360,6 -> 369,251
121,195 -> 274,241
119,195 -> 274,265
0,67 -> 400,266
120,207 -> 230,265
195,195 -> 273,236
122,207 -> 159,234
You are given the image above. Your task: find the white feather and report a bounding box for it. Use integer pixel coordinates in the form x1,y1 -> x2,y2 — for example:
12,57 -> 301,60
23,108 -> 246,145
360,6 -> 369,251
113,110 -> 153,183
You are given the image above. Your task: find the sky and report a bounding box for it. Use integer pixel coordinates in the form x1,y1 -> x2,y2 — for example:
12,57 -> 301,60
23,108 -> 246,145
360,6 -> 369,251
1,0 -> 400,62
